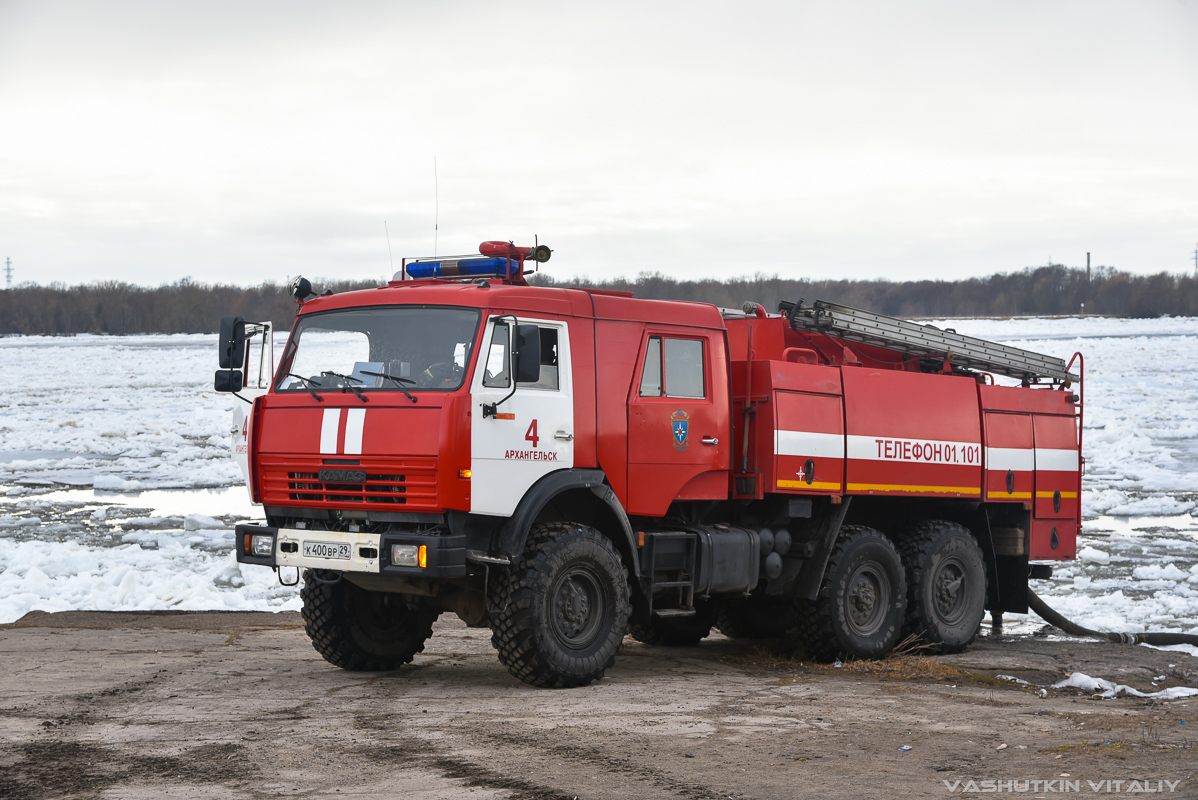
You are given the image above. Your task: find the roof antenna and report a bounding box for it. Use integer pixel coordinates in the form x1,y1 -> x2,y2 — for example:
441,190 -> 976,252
438,154 -> 443,257
384,221 -> 394,273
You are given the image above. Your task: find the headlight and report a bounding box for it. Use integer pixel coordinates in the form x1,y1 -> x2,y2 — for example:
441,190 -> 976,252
251,534 -> 274,557
391,544 -> 427,568
392,544 -> 418,567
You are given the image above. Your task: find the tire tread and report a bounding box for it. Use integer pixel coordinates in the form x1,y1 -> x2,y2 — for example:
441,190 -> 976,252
897,520 -> 987,655
490,522 -> 631,688
788,525 -> 905,662
300,573 -> 437,671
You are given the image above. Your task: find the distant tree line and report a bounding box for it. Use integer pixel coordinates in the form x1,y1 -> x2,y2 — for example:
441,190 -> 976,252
0,277 -> 380,336
531,265 -> 1198,320
0,265 -> 1195,336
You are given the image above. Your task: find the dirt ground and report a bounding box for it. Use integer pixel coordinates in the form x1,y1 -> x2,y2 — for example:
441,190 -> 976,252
0,612 -> 1195,799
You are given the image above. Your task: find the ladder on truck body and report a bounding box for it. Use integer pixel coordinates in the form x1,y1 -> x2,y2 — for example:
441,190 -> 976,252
778,300 -> 1079,384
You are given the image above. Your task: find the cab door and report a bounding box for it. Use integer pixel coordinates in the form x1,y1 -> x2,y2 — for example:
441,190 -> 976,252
627,329 -> 731,516
469,315 -> 575,516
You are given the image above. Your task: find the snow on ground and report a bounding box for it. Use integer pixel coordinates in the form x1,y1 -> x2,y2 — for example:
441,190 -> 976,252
0,525 -> 298,617
0,334 -> 242,491
0,320 -> 1197,639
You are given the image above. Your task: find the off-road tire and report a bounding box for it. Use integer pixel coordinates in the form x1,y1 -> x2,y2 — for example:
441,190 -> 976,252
789,526 -> 906,662
716,596 -> 797,640
629,602 -> 718,646
899,521 -> 987,654
300,572 -> 439,671
489,522 -> 632,688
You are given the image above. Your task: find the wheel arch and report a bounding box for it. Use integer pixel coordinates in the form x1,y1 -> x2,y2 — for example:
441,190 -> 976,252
494,468 -> 641,580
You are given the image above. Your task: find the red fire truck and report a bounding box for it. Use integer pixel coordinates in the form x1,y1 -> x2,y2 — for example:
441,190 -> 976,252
216,241 -> 1082,688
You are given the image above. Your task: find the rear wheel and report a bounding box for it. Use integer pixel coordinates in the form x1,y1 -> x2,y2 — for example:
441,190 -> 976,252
789,526 -> 906,661
489,522 -> 631,688
300,573 -> 439,671
900,521 -> 987,654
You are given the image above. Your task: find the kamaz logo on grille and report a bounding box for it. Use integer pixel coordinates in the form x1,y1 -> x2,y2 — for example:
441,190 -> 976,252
318,469 -> 367,483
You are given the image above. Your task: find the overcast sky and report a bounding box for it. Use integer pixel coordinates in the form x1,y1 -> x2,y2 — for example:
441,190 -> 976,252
1,1 -> 1196,287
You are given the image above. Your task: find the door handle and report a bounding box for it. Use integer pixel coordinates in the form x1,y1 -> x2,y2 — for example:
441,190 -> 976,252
555,432 -> 574,441
701,437 -> 719,446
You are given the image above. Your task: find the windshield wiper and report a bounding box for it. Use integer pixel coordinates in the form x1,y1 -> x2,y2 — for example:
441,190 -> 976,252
360,369 -> 418,403
321,372 -> 368,402
282,372 -> 323,402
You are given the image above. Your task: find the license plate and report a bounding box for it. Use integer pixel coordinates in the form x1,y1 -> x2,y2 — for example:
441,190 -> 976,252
303,541 -> 351,560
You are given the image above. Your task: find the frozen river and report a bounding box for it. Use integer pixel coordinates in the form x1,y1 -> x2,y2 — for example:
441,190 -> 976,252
1,318 -> 1196,646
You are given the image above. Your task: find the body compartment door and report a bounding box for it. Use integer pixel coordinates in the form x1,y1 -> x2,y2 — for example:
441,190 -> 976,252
1033,414 -> 1080,520
774,389 -> 845,494
983,411 -> 1034,501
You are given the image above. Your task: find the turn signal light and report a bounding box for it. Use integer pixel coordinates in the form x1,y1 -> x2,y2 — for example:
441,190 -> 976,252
459,469 -> 472,479
418,544 -> 428,569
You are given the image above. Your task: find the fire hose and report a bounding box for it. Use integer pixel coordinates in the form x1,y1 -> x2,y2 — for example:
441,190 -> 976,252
1028,589 -> 1198,646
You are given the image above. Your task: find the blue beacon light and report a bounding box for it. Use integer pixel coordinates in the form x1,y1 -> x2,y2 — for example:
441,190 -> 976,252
404,257 -> 516,279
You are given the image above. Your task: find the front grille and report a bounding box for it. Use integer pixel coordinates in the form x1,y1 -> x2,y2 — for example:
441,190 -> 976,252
287,471 -> 407,503
259,456 -> 437,509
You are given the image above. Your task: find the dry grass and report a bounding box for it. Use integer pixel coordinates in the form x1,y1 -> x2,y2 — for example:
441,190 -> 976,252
724,635 -> 1022,688
728,648 -> 963,684
1043,741 -> 1126,754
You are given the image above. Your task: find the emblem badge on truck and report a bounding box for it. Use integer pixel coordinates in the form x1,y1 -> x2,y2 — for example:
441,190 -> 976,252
671,410 -> 689,451
318,469 -> 367,484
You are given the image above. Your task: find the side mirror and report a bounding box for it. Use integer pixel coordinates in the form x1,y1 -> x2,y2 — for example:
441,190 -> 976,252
515,325 -> 541,383
214,369 -> 244,393
218,316 -> 247,369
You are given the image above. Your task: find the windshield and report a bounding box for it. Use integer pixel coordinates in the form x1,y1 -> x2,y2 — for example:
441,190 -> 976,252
275,306 -> 481,394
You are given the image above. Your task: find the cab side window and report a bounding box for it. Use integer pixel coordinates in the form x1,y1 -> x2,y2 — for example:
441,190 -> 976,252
639,337 -> 663,396
639,336 -> 705,399
519,327 -> 559,391
482,323 -> 510,388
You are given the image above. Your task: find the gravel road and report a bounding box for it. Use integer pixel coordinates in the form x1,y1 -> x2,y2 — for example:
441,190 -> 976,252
1,611 -> 1195,799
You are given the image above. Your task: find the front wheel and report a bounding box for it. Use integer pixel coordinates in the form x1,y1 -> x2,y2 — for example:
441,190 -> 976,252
300,573 -> 439,671
790,526 -> 906,661
489,522 -> 631,688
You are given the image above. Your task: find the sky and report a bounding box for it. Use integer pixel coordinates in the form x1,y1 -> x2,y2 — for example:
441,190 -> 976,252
1,0 -> 1197,287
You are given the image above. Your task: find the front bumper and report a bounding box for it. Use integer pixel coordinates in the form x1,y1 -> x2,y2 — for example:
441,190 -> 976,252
235,523 -> 467,578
